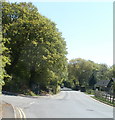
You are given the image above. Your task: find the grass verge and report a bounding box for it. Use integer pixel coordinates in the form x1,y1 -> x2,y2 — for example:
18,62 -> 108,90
85,89 -> 95,95
92,96 -> 115,107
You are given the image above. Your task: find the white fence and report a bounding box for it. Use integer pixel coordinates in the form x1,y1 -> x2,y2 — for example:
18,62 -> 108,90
94,91 -> 115,104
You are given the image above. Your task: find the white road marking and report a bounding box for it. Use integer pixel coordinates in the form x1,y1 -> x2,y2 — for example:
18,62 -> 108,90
16,107 -> 23,118
29,102 -> 35,105
20,108 -> 26,119
15,107 -> 26,119
19,97 -> 24,99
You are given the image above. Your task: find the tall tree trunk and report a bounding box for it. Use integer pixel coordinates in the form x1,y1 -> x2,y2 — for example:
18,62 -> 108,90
29,66 -> 35,89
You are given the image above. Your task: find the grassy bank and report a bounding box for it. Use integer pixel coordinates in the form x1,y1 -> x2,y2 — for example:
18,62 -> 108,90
92,96 -> 115,107
85,89 -> 95,95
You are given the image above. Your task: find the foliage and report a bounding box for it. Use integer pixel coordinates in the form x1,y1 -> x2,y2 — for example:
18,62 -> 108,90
2,2 -> 68,94
95,64 -> 112,81
1,1 -> 113,95
86,89 -> 94,95
24,89 -> 37,96
0,1 -> 10,89
93,91 -> 115,106
67,58 -> 98,88
67,58 -> 113,90
88,71 -> 97,89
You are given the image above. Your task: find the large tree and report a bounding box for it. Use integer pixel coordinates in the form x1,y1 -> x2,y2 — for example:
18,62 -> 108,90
67,58 -> 99,88
68,58 -> 114,90
2,2 -> 68,94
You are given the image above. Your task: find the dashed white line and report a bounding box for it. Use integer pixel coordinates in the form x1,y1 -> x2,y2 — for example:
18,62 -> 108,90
29,102 -> 35,105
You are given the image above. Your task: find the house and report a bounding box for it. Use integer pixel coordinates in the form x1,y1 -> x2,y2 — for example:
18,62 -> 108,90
94,78 -> 115,93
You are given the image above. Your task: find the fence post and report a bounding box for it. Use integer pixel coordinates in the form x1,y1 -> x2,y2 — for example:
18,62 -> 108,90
110,94 -> 111,102
113,96 -> 115,105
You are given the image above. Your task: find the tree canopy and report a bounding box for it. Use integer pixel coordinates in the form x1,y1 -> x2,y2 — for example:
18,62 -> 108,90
0,1 -> 10,90
1,1 -> 114,95
66,58 -> 113,90
2,2 -> 68,94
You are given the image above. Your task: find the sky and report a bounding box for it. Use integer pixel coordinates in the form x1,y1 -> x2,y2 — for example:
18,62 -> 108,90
6,0 -> 113,66
32,2 -> 113,66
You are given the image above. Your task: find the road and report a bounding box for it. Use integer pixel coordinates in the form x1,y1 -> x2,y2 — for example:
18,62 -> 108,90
0,89 -> 113,118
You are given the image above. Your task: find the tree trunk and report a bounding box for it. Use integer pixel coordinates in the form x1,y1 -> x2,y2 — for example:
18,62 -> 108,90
29,66 -> 35,89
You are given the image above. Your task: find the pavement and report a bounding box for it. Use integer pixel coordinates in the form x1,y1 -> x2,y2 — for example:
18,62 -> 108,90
0,101 -> 15,118
0,88 -> 114,119
0,100 -> 27,119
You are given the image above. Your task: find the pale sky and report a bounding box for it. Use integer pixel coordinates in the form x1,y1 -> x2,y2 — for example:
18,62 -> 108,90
33,2 -> 113,66
6,0 -> 113,66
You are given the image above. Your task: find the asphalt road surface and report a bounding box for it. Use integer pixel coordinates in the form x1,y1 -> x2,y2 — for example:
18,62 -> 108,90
0,90 -> 113,118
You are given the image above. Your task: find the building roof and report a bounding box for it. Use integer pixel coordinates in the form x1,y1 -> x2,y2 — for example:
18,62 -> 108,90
95,80 -> 110,87
111,78 -> 115,82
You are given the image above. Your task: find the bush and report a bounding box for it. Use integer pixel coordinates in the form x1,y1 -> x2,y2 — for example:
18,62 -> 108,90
24,89 -> 37,96
56,85 -> 61,93
52,85 -> 61,94
94,91 -> 104,98
86,89 -> 94,94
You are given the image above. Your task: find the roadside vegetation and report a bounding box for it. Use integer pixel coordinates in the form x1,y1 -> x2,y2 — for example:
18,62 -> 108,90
0,1 -> 114,98
65,58 -> 114,91
65,58 -> 114,106
1,2 -> 68,95
0,1 -> 10,93
92,96 -> 115,107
